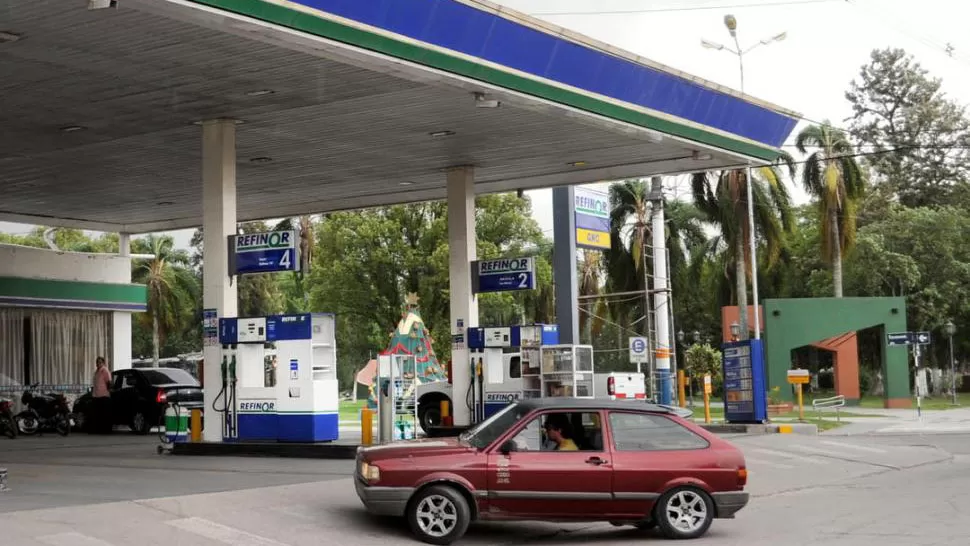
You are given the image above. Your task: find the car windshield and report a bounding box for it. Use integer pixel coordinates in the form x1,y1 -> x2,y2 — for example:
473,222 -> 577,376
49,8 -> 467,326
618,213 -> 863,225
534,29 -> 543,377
138,369 -> 199,386
460,403 -> 531,449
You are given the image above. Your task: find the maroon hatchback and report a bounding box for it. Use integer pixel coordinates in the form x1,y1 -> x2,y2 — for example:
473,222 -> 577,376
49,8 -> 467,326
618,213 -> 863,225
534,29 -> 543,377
355,399 -> 749,545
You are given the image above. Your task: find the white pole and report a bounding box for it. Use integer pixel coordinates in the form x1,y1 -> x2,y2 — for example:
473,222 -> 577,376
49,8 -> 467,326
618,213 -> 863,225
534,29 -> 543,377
746,165 -> 761,340
650,177 -> 673,404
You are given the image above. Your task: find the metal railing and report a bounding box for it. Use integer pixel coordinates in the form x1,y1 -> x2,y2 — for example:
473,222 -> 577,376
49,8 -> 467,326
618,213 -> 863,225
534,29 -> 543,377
812,394 -> 846,422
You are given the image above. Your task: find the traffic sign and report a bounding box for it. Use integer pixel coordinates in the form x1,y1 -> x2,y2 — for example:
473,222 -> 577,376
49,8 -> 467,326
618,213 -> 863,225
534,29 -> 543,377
887,331 -> 932,347
887,332 -> 913,346
787,369 -> 810,385
472,257 -> 536,294
629,337 -> 648,364
228,230 -> 299,276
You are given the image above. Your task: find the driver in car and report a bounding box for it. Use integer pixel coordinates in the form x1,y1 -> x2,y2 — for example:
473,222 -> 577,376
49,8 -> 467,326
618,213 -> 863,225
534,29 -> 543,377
542,414 -> 578,451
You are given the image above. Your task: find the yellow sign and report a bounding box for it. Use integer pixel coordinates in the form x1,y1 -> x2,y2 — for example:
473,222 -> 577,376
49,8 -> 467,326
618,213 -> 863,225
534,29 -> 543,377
576,228 -> 610,249
703,374 -> 713,395
787,370 -> 810,384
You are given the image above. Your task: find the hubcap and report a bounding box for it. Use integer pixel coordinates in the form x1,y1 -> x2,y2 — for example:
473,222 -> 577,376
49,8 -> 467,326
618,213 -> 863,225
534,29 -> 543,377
415,494 -> 458,538
665,490 -> 707,533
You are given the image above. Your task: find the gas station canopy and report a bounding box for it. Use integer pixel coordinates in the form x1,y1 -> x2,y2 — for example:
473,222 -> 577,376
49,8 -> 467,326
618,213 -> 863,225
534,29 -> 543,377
0,0 -> 800,233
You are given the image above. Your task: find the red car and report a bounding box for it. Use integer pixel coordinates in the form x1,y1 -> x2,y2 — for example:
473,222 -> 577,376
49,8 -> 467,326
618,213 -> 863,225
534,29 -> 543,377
355,398 -> 749,545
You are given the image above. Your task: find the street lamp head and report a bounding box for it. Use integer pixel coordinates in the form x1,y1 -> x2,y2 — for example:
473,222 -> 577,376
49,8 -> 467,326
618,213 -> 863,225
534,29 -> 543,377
945,320 -> 956,336
677,330 -> 685,343
693,330 -> 701,344
730,321 -> 741,338
701,39 -> 724,50
723,14 -> 738,36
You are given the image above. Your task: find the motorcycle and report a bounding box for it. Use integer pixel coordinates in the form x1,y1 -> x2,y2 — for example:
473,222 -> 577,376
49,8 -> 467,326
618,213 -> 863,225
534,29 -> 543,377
16,384 -> 72,436
0,397 -> 16,439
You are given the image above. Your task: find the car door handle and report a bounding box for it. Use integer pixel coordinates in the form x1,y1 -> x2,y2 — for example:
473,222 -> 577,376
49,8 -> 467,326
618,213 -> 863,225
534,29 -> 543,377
585,457 -> 608,466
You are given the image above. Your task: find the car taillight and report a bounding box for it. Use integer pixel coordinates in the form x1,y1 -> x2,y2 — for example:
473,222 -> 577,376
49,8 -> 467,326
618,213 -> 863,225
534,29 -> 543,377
607,377 -> 615,396
156,389 -> 167,404
737,467 -> 748,487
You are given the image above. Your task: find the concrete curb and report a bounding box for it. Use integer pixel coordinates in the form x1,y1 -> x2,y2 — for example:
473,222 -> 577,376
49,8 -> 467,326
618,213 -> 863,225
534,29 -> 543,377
700,422 -> 818,435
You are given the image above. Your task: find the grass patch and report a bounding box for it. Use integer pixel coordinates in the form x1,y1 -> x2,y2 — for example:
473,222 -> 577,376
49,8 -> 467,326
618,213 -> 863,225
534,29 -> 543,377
339,399 -> 366,422
841,393 -> 970,411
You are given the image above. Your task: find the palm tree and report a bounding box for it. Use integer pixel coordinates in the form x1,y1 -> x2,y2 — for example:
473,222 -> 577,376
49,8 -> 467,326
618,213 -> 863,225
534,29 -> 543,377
795,123 -> 865,298
605,180 -> 710,339
691,158 -> 795,338
132,235 -> 198,366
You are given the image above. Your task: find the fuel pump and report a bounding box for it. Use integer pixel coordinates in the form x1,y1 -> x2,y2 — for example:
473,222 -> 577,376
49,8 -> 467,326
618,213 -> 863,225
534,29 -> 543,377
212,345 -> 238,440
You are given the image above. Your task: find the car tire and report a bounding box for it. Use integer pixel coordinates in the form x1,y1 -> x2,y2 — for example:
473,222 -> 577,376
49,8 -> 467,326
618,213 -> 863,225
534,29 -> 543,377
418,404 -> 442,435
131,410 -> 151,435
407,485 -> 471,546
655,486 -> 714,540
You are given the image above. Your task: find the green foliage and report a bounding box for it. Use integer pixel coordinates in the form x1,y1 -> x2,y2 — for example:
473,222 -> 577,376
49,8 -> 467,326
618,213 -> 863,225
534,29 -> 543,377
684,343 -> 722,395
846,48 -> 970,209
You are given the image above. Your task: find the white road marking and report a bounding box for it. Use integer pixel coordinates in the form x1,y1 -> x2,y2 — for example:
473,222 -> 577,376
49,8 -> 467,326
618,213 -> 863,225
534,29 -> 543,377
751,447 -> 824,464
820,440 -> 886,454
37,532 -> 115,546
743,456 -> 794,469
790,445 -> 868,459
166,517 -> 291,546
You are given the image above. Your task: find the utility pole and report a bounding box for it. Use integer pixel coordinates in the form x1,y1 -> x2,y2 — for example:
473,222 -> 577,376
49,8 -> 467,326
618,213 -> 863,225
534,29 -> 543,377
648,177 -> 673,404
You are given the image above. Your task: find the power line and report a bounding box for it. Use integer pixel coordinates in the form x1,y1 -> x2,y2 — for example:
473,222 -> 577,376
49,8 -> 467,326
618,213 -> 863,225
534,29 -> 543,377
530,0 -> 839,17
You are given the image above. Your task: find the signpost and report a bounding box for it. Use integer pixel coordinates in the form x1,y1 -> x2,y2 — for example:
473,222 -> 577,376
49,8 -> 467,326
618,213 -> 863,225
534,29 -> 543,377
886,331 -> 932,418
722,340 -> 767,424
472,257 -> 536,294
574,187 -> 610,250
629,337 -> 648,374
228,230 -> 299,276
787,369 -> 810,421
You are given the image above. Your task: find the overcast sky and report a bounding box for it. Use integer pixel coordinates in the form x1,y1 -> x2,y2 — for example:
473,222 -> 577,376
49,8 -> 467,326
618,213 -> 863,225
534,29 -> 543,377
3,0 -> 967,247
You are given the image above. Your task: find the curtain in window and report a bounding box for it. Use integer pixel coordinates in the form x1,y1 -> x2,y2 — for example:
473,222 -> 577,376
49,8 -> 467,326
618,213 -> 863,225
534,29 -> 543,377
0,308 -> 25,392
29,310 -> 111,391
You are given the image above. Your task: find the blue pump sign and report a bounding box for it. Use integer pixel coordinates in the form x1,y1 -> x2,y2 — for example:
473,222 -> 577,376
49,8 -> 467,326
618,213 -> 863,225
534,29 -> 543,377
228,230 -> 299,276
473,257 -> 536,294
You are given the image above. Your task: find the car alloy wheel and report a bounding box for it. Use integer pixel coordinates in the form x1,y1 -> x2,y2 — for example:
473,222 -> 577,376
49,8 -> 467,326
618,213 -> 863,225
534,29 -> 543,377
132,411 -> 149,435
407,485 -> 471,546
657,486 -> 714,540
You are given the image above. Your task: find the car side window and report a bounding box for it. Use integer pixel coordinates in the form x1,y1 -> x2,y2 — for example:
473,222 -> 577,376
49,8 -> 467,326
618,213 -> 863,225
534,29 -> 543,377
112,373 -> 124,390
608,412 -> 709,451
506,411 -> 603,452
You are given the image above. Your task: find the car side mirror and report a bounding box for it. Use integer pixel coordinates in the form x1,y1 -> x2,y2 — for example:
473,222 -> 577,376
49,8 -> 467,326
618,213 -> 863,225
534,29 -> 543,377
500,440 -> 516,455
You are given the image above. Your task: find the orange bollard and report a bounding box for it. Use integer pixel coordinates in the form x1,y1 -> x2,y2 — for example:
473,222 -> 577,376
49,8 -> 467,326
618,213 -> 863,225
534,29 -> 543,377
361,408 -> 374,446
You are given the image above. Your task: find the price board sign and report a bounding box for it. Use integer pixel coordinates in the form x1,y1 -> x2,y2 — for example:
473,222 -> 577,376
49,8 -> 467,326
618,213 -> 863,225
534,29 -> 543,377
722,339 -> 767,423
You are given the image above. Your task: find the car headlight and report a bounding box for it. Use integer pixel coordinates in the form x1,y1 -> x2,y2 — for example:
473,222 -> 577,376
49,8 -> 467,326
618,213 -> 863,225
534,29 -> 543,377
360,461 -> 381,482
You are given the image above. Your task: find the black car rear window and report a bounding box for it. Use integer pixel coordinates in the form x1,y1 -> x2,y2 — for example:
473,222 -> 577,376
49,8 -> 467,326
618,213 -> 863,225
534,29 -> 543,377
138,369 -> 199,386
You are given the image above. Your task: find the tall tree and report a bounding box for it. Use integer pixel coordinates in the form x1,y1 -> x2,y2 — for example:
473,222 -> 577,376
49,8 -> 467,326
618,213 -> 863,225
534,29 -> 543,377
796,122 -> 865,297
132,235 -> 198,366
690,159 -> 795,338
846,48 -> 970,209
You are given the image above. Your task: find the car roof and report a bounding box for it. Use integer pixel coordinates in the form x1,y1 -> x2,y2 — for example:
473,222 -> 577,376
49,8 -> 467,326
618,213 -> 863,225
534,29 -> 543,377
514,398 -> 674,414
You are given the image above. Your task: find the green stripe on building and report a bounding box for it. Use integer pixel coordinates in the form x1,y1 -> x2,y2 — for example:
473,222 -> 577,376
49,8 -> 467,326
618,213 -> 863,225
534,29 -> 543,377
0,277 -> 147,309
191,0 -> 784,161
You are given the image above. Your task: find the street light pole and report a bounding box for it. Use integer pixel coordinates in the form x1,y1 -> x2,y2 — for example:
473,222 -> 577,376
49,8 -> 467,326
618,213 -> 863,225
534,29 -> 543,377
702,16 -> 785,341
945,320 -> 957,405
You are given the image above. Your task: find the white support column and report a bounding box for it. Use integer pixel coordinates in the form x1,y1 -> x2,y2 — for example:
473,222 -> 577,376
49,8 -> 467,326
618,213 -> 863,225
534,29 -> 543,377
118,232 -> 131,257
447,166 -> 478,427
113,232 -> 133,371
201,119 -> 239,443
649,177 -> 673,405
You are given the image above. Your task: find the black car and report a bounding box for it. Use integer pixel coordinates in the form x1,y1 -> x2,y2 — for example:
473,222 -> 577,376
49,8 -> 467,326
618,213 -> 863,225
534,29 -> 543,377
73,368 -> 204,434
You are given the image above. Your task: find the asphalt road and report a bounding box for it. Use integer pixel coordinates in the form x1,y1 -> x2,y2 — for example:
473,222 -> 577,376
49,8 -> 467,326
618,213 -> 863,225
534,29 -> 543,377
1,431 -> 968,545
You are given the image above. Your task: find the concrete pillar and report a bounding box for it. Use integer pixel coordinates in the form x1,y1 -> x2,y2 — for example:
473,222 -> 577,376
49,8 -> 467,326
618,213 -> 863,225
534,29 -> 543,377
447,166 -> 478,427
649,177 -> 672,404
201,119 -> 239,442
112,312 -> 132,371
552,186 -> 579,344
118,232 -> 130,257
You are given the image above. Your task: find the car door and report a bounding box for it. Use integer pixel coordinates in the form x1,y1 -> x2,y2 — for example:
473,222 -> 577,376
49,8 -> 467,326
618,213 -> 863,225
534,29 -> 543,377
486,410 -> 615,519
111,371 -> 137,424
606,411 -> 713,518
